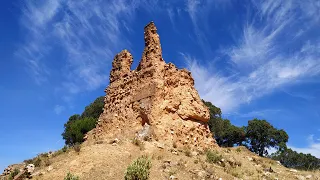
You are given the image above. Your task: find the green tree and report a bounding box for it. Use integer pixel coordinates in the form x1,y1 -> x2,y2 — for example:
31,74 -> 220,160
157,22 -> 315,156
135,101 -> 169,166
272,148 -> 320,170
245,119 -> 288,156
203,101 -> 245,147
81,96 -> 104,119
62,96 -> 104,145
219,120 -> 246,147
62,117 -> 96,145
203,101 -> 223,138
62,114 -> 81,145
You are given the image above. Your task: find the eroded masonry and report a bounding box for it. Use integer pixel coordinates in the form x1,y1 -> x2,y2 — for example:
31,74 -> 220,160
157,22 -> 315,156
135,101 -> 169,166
87,22 -> 216,150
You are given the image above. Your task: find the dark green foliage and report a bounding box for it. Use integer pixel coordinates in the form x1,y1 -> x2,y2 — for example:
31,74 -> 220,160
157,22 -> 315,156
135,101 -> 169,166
62,96 -> 104,145
69,114 -> 81,123
215,119 -> 245,147
62,114 -> 81,145
203,100 -> 320,170
245,119 -> 288,156
203,100 -> 222,118
204,100 -> 288,156
62,117 -> 96,145
124,156 -> 152,180
81,96 -> 104,119
272,148 -> 320,170
204,101 -> 245,147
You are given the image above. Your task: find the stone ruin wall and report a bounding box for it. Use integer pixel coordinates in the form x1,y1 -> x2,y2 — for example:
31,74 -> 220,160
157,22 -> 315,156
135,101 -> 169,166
88,22 -> 216,150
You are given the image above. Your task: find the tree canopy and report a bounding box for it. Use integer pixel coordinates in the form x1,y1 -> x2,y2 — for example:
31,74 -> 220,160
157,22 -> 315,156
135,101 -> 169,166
80,96 -> 105,119
204,101 -> 288,156
245,119 -> 288,156
204,101 -> 245,147
271,148 -> 320,170
62,96 -> 104,145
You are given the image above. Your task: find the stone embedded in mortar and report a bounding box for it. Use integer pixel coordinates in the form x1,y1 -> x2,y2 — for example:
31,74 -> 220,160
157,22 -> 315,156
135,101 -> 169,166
88,21 -> 215,149
109,49 -> 133,83
137,21 -> 164,71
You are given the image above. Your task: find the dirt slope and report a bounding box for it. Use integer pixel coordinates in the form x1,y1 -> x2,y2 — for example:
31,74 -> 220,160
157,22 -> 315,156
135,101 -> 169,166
27,140 -> 320,180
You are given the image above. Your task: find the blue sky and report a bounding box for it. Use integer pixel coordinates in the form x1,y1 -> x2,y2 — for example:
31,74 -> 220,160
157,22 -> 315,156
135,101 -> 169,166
1,0 -> 320,170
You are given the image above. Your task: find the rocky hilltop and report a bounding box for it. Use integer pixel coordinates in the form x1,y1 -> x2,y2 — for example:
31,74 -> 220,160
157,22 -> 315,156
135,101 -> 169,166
2,22 -> 320,180
87,22 -> 216,151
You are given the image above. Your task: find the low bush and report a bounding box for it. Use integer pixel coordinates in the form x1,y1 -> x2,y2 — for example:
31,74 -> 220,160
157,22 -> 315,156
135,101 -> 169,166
62,145 -> 68,152
43,157 -> 51,166
64,172 -> 79,180
8,168 -> 19,180
33,157 -> 42,167
206,150 -> 222,164
124,156 -> 152,180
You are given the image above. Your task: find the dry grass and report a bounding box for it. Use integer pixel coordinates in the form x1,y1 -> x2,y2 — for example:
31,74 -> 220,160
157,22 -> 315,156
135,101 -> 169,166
24,141 -> 320,180
183,147 -> 192,157
132,138 -> 145,150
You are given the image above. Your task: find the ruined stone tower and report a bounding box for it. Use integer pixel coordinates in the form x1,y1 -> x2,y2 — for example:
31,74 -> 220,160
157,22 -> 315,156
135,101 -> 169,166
88,22 -> 216,150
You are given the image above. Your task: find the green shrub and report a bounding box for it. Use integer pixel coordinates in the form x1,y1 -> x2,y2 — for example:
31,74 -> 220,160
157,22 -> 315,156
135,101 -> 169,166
62,145 -> 68,152
34,157 -> 42,167
124,156 -> 152,180
64,172 -> 79,180
40,152 -> 49,158
24,158 -> 33,164
236,147 -> 241,152
24,157 -> 41,167
206,150 -> 222,164
8,168 -> 20,180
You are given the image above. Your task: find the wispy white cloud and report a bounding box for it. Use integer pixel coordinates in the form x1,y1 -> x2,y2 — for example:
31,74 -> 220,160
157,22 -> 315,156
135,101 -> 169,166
18,0 -> 186,95
54,105 -> 65,115
16,0 -> 62,84
52,0 -> 139,93
281,89 -> 316,102
17,0 -> 148,94
289,135 -> 320,158
184,0 -> 320,113
185,0 -> 232,57
16,0 -> 320,119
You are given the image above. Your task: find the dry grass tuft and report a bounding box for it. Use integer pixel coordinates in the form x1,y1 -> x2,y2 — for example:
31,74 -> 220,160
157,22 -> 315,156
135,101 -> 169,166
132,138 -> 145,150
